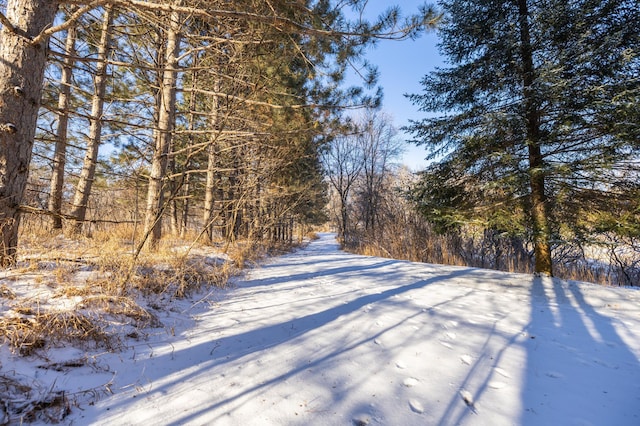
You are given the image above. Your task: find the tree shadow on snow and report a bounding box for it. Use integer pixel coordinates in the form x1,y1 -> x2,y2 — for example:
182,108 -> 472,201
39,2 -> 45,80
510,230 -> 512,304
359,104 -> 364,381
519,278 -> 640,425
90,268 -> 472,425
434,276 -> 640,426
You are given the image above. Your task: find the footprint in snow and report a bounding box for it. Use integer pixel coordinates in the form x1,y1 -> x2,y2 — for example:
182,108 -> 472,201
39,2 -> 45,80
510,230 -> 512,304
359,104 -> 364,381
459,389 -> 478,413
352,415 -> 370,426
460,355 -> 473,365
494,367 -> 511,378
488,381 -> 507,389
395,361 -> 407,369
409,399 -> 424,414
546,371 -> 564,379
403,377 -> 420,387
439,341 -> 453,349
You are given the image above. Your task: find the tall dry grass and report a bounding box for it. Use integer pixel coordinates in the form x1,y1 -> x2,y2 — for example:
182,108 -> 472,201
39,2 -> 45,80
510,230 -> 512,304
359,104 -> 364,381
3,220 -> 306,357
2,221 -> 304,423
340,192 -> 638,286
347,223 -> 638,286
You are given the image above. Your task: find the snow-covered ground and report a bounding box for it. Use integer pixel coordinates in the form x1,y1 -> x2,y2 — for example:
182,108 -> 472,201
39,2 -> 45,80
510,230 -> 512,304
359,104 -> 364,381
6,232 -> 640,425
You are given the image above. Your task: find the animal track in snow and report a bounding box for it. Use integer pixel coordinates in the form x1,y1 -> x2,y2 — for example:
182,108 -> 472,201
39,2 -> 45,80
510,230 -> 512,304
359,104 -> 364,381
395,361 -> 407,369
546,371 -> 564,379
409,399 -> 424,414
439,341 -> 453,349
494,367 -> 511,378
488,381 -> 507,389
461,355 -> 473,365
403,377 -> 420,387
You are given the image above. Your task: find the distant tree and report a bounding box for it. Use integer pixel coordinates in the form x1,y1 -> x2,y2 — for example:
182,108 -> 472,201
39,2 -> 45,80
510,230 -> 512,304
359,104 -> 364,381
322,123 -> 364,242
48,9 -> 77,230
70,5 -> 114,235
355,110 -> 402,236
407,0 -> 639,276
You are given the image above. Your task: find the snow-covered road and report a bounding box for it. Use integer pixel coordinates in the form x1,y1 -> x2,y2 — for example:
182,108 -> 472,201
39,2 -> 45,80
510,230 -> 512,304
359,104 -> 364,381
71,233 -> 640,425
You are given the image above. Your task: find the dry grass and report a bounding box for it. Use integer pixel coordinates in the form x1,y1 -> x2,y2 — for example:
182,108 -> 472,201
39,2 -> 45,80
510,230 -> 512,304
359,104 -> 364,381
1,225 -> 303,357
1,226 -> 241,357
0,371 -> 76,424
0,309 -> 112,356
1,224 -> 303,422
79,295 -> 161,329
0,284 -> 16,300
347,225 -> 637,286
306,231 -> 321,241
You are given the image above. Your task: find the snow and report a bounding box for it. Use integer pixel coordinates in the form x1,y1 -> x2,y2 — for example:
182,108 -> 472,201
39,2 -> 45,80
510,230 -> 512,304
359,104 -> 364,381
3,232 -> 640,425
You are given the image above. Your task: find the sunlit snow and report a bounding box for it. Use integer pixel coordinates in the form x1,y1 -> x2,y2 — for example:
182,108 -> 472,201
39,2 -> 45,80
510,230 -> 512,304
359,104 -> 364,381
5,233 -> 640,425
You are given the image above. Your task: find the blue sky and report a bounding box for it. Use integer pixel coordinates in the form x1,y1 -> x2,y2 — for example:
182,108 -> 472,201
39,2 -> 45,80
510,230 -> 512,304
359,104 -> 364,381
349,0 -> 444,170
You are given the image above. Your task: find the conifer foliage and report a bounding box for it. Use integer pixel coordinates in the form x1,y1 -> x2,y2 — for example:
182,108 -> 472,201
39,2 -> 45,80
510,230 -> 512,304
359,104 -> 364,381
0,0 -> 437,266
406,0 -> 639,276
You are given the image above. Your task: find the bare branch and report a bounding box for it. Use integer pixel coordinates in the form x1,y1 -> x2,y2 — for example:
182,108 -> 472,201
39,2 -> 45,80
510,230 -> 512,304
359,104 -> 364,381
32,1 -> 113,45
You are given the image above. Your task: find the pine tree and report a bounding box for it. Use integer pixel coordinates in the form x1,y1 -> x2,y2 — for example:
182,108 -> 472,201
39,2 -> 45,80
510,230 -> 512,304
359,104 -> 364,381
48,9 -> 77,230
70,5 -> 114,235
407,0 -> 639,276
0,0 -> 59,266
0,0 -> 437,264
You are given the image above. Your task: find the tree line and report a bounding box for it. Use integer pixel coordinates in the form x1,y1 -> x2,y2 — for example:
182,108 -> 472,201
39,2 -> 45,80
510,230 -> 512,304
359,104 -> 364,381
1,0 -> 637,284
326,0 -> 639,285
0,0 -> 437,266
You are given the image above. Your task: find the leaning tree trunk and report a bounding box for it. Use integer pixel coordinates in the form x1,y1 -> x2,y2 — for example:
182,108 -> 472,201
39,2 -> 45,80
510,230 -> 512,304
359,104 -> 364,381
518,0 -> 553,276
0,0 -> 59,266
143,2 -> 182,250
49,18 -> 77,230
70,5 -> 114,235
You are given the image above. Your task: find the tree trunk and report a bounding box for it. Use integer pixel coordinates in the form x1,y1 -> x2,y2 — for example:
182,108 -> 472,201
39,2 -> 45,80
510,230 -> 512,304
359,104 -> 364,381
143,1 -> 182,250
203,86 -> 220,243
340,192 -> 349,242
168,151 -> 179,235
518,0 -> 553,276
177,52 -> 201,239
0,0 -> 59,266
179,172 -> 190,238
49,20 -> 76,230
70,5 -> 114,235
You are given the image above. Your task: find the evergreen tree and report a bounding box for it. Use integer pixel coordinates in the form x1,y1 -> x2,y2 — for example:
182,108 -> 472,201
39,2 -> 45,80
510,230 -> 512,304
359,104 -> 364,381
407,0 -> 639,276
0,0 -> 437,264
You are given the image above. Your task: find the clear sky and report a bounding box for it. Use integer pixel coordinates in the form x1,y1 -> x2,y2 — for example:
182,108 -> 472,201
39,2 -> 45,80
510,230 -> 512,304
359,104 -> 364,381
349,0 -> 444,170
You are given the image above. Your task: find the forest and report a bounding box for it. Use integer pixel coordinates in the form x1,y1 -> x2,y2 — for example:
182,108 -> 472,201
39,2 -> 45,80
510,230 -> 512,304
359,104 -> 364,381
0,0 -> 638,287
0,1 -> 638,423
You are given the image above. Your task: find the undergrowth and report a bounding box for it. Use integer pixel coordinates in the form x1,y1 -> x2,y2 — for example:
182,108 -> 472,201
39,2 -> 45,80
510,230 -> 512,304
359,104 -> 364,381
0,225 -> 302,424
344,227 -> 639,287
